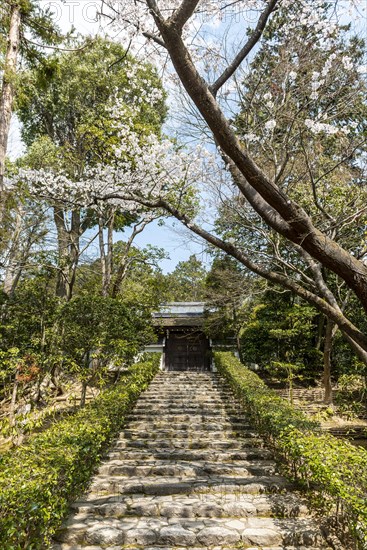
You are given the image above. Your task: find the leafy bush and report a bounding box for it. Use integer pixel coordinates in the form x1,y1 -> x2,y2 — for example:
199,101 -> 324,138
0,355 -> 160,549
335,374 -> 367,420
215,352 -> 367,548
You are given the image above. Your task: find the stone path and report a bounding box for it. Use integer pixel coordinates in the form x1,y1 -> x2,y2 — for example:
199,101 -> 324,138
53,371 -> 336,550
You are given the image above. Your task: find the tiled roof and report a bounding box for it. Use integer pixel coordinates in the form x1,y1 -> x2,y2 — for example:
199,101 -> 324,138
153,302 -> 206,318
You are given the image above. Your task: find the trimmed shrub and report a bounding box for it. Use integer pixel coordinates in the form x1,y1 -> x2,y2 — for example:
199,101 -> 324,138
215,351 -> 367,548
0,355 -> 160,549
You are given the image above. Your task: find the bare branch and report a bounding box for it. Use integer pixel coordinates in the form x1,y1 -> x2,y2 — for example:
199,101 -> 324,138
301,142 -> 335,223
210,0 -> 279,96
112,216 -> 156,296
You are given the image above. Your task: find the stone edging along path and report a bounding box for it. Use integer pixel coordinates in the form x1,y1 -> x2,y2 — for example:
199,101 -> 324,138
53,371 -> 339,550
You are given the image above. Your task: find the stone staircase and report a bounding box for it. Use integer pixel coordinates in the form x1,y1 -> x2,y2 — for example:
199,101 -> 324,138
53,372 -> 337,550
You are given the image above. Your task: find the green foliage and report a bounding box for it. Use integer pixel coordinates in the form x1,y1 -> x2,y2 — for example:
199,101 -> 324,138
60,294 -> 153,366
215,352 -> 367,547
165,255 -> 207,301
241,290 -> 322,383
334,374 -> 367,420
0,347 -> 20,386
17,36 -> 166,176
0,355 -> 160,548
1,0 -> 67,72
0,269 -> 155,398
215,352 -> 316,435
204,256 -> 254,351
1,268 -> 59,351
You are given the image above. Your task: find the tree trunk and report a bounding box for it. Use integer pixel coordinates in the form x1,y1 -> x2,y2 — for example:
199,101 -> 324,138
0,3 -> 21,195
50,364 -> 63,396
80,380 -> 87,408
98,216 -> 106,296
152,10 -> 367,312
9,367 -> 20,426
53,206 -> 80,300
112,259 -> 129,298
54,206 -> 70,299
68,209 -> 80,299
3,203 -> 24,295
98,208 -> 115,297
106,209 -> 115,295
315,314 -> 325,351
323,318 -> 335,405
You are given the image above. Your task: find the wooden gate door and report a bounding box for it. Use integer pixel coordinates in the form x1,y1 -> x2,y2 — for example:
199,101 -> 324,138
165,331 -> 210,371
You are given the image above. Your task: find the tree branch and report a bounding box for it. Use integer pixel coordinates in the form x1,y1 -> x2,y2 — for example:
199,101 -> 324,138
112,216 -> 154,297
142,31 -> 167,48
150,17 -> 367,310
210,0 -> 279,96
168,0 -> 201,31
145,0 -> 164,24
95,191 -> 367,352
155,197 -> 367,351
225,155 -> 297,240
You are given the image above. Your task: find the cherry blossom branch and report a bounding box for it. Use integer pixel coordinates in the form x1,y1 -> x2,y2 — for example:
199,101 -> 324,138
210,0 -> 279,96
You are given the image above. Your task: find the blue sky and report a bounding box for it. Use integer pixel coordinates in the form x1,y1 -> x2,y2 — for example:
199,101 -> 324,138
122,219 -> 210,273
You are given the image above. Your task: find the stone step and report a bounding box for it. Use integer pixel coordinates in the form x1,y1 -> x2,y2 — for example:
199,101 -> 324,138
139,392 -> 231,398
144,391 -> 229,396
53,372 -> 335,550
129,411 -> 242,419
147,376 -> 221,380
142,385 -> 232,391
72,491 -> 309,520
55,544 -> 330,550
142,388 -> 233,396
147,386 -> 222,390
119,428 -> 258,440
106,447 -> 274,462
97,459 -> 277,477
56,516 -> 329,548
89,474 -> 293,496
146,385 -> 224,390
126,420 -> 251,431
113,437 -> 264,450
126,413 -> 245,422
136,400 -> 231,408
132,405 -> 240,413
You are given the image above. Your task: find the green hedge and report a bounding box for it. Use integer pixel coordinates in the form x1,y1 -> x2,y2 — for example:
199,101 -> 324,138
214,352 -> 367,547
0,355 -> 160,549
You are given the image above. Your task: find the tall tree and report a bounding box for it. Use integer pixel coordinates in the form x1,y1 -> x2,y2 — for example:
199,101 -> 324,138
165,255 -> 207,301
0,0 -> 64,195
103,0 -> 367,312
16,37 -> 166,298
15,1 -> 367,360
